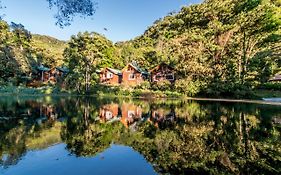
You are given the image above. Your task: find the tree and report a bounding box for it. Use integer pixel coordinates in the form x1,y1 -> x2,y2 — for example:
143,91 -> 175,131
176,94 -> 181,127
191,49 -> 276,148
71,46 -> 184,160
64,32 -> 116,92
0,0 -> 97,27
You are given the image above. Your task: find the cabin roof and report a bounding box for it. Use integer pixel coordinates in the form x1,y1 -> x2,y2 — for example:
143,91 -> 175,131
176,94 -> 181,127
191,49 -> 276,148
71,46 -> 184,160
37,65 -> 50,72
107,68 -> 122,75
56,67 -> 69,73
123,62 -> 148,75
98,67 -> 122,75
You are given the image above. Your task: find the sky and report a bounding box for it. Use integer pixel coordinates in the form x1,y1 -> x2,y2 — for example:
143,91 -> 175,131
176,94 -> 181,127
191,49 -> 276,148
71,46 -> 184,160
1,0 -> 202,42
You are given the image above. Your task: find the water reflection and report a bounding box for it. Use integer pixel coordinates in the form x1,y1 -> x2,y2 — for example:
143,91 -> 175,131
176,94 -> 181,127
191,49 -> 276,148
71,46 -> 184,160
0,97 -> 280,174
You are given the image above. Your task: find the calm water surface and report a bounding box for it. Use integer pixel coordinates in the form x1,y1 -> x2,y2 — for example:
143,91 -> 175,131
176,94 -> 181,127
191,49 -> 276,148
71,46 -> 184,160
0,96 -> 280,175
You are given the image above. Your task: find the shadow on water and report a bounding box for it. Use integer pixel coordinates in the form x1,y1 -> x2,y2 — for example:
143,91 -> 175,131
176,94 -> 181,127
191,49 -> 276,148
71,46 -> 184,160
0,96 -> 280,174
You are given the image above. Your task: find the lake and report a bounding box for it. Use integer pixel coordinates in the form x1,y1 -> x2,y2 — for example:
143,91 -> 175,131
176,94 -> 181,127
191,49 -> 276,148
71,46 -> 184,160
0,96 -> 280,175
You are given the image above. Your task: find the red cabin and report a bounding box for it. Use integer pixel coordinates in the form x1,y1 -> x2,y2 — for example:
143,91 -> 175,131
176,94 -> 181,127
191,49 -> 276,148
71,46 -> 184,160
121,63 -> 149,86
98,68 -> 122,85
150,63 -> 175,83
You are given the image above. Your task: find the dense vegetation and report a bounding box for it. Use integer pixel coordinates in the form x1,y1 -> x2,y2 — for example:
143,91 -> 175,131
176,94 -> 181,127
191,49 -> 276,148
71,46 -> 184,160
0,0 -> 280,98
112,0 -> 281,97
0,20 -> 66,85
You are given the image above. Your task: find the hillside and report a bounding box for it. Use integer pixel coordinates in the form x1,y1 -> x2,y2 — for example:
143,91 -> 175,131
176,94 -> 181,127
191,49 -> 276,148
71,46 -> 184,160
115,0 -> 281,96
31,34 -> 67,67
0,19 -> 67,84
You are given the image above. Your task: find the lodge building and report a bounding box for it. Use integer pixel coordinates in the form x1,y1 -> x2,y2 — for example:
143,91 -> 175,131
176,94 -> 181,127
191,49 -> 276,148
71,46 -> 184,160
97,62 -> 176,86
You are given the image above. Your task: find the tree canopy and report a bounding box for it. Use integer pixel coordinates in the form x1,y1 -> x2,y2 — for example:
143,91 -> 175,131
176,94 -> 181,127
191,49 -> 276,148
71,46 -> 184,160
0,0 -> 97,27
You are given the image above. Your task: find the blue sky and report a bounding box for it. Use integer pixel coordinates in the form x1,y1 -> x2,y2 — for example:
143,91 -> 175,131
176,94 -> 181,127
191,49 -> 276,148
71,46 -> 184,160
1,0 -> 202,42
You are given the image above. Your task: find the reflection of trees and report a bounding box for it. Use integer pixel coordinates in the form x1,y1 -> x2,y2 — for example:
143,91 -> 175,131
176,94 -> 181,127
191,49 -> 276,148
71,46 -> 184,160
127,102 -> 281,174
0,97 -> 64,168
0,97 -> 280,174
58,99 -> 281,174
61,98 -> 126,157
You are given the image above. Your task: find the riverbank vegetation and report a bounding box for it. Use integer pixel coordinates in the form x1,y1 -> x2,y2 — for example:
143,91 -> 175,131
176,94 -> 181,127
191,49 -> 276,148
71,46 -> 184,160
0,0 -> 280,99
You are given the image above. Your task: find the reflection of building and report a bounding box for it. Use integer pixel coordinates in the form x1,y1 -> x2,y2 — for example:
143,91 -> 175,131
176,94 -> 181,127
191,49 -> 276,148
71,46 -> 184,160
98,103 -> 143,128
121,103 -> 143,128
149,108 -> 175,128
99,104 -> 120,122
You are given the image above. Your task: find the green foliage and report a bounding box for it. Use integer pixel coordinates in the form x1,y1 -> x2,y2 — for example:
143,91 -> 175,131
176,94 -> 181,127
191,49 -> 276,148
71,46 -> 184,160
134,81 -> 151,90
31,34 -> 66,67
259,82 -> 281,91
151,80 -> 172,91
115,0 -> 281,97
64,32 -> 117,92
0,20 -> 67,85
175,78 -> 204,97
1,0 -> 281,98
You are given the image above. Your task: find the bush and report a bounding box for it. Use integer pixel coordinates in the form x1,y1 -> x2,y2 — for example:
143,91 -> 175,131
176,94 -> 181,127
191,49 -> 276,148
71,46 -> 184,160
135,81 -> 151,90
175,78 -> 204,97
152,80 -> 172,91
259,82 -> 281,91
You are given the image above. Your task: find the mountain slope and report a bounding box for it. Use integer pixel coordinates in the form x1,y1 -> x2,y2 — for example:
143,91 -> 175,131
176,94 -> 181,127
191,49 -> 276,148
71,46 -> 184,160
31,34 -> 67,67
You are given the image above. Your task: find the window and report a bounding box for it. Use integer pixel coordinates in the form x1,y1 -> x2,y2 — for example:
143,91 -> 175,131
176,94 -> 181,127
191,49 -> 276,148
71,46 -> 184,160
166,74 -> 174,80
156,75 -> 162,80
128,111 -> 135,118
105,111 -> 113,120
129,74 -> 135,80
126,67 -> 133,72
106,72 -> 113,79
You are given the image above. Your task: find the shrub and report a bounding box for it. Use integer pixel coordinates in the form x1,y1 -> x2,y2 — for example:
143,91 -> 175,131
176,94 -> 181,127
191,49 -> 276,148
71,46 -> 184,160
152,80 -> 172,91
135,81 -> 151,90
175,78 -> 204,97
259,82 -> 281,91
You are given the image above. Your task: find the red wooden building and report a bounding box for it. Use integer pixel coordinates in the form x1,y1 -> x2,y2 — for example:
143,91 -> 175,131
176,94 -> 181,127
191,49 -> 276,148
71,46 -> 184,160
98,68 -> 122,85
150,63 -> 175,83
121,63 -> 149,86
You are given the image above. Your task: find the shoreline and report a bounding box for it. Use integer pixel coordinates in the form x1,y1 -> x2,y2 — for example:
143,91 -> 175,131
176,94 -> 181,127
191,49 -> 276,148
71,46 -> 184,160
1,92 -> 280,106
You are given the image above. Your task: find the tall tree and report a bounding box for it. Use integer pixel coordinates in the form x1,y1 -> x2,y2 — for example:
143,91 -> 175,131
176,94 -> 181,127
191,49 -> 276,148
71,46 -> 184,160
64,32 -> 115,92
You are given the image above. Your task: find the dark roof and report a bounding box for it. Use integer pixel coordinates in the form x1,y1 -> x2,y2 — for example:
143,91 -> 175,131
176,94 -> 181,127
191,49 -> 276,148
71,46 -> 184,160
98,68 -> 122,75
127,62 -> 149,75
37,65 -> 50,72
56,67 -> 69,73
107,68 -> 122,75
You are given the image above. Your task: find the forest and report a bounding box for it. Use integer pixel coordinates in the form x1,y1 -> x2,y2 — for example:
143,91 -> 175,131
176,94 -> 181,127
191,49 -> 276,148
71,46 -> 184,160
0,0 -> 280,98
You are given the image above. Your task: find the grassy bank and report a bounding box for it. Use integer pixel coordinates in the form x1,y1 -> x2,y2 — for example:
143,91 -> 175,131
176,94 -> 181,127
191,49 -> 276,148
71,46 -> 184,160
0,85 -> 280,100
0,85 -> 183,98
0,86 -> 71,96
253,89 -> 281,99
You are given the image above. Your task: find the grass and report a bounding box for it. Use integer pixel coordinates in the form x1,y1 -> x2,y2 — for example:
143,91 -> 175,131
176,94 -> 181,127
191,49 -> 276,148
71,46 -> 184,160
253,89 -> 281,99
0,86 -> 71,96
0,85 -> 280,100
